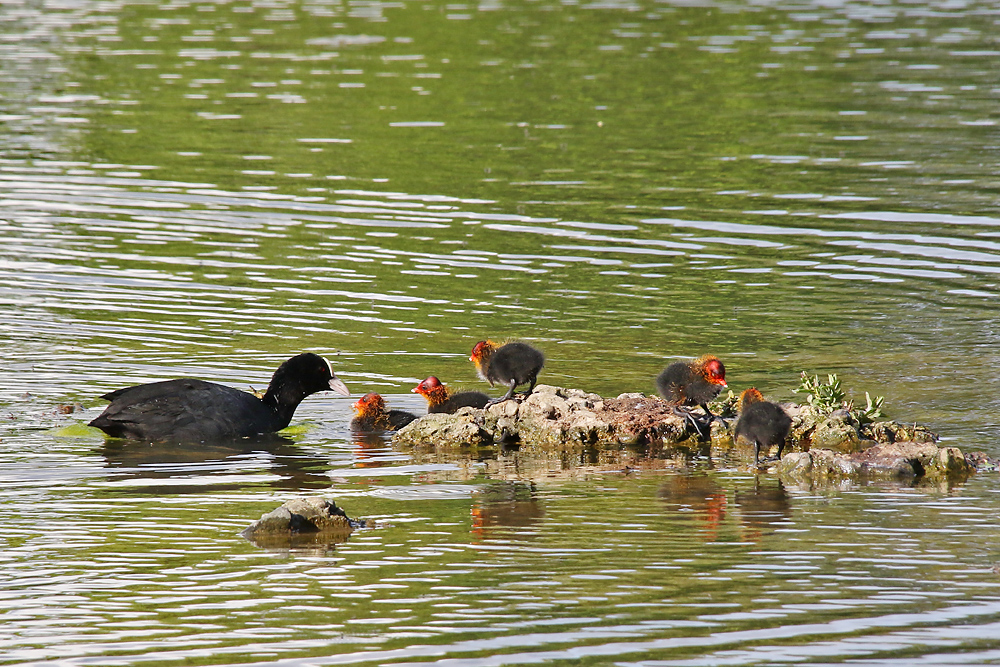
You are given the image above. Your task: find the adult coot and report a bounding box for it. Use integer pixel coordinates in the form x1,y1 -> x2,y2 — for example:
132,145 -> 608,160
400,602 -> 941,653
412,376 -> 490,413
89,353 -> 349,442
469,339 -> 545,405
655,355 -> 727,416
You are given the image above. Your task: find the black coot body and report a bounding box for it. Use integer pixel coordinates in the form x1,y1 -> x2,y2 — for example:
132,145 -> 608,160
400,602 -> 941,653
733,389 -> 792,463
656,355 -> 727,414
89,353 -> 349,442
471,340 -> 545,404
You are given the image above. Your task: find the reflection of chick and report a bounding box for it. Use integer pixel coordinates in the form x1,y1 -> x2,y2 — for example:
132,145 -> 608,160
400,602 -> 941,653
655,355 -> 728,416
657,474 -> 727,541
735,479 -> 792,543
470,483 -> 544,539
350,392 -> 416,432
412,376 -> 490,413
351,432 -> 393,469
469,340 -> 545,404
733,388 -> 792,463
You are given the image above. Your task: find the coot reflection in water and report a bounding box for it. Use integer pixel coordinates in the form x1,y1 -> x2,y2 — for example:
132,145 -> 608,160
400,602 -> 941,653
98,433 -> 334,492
658,473 -> 730,541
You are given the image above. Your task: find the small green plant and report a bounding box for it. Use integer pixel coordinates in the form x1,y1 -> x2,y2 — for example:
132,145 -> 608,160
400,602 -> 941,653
795,371 -> 887,422
796,372 -> 846,413
859,392 -> 885,422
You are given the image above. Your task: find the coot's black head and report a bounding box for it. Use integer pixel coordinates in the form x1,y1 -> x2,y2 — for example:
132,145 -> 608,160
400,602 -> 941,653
269,353 -> 350,398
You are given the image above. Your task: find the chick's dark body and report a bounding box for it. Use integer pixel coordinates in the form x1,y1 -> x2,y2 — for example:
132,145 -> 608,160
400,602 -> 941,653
656,361 -> 723,407
481,342 -> 545,388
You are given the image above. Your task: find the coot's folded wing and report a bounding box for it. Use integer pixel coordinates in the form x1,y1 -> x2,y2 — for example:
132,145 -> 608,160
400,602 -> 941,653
91,379 -> 270,442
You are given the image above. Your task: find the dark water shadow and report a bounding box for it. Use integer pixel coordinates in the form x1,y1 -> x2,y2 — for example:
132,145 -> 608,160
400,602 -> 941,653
241,529 -> 356,557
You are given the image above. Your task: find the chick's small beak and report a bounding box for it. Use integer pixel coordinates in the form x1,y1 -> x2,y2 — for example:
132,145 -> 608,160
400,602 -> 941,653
328,377 -> 350,396
719,380 -> 728,388
411,386 -> 419,393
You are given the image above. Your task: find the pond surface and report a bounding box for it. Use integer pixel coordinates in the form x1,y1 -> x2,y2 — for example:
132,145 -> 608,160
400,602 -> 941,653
3,0 -> 1000,664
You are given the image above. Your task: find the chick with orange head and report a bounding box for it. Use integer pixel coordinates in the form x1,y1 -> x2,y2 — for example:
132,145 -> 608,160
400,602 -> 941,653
733,387 -> 792,464
469,339 -> 545,405
350,392 -> 417,432
412,376 -> 490,414
655,355 -> 728,416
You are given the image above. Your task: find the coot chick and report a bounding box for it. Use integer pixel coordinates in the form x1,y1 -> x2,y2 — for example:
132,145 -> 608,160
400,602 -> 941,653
656,355 -> 728,416
412,376 -> 490,413
469,339 -> 545,405
733,387 -> 792,464
350,392 -> 417,432
89,352 -> 350,442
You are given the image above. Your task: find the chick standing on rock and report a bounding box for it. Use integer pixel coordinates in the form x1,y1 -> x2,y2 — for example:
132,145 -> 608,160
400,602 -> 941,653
350,392 -> 417,432
470,340 -> 545,405
656,355 -> 728,416
412,376 -> 490,413
733,387 -> 792,464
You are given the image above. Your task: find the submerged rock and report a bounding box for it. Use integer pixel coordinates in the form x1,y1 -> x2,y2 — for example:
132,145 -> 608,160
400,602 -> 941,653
241,497 -> 362,549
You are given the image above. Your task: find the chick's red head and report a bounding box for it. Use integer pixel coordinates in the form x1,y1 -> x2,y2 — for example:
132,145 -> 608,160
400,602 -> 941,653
469,340 -> 495,366
698,356 -> 727,387
353,392 -> 385,416
413,376 -> 443,395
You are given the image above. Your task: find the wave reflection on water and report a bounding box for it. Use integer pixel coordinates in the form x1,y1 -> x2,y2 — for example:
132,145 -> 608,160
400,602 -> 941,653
1,469 -> 999,666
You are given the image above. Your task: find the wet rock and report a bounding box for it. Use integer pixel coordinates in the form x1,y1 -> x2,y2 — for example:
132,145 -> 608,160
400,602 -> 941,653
241,497 -> 361,549
392,384 -> 697,450
392,411 -> 492,448
861,420 -> 937,445
393,384 -> 963,485
808,410 -> 862,453
776,441 -> 973,483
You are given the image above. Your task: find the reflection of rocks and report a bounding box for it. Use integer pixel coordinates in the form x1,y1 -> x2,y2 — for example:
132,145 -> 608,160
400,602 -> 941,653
393,384 -> 701,450
241,497 -> 363,550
